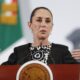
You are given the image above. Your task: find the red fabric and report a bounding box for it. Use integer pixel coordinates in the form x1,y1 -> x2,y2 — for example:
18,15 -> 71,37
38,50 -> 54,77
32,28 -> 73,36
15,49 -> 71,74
12,0 -> 17,15
12,0 -> 17,3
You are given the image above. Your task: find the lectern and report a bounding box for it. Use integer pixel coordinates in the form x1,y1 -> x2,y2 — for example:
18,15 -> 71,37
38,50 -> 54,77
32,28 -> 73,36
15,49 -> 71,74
0,64 -> 80,80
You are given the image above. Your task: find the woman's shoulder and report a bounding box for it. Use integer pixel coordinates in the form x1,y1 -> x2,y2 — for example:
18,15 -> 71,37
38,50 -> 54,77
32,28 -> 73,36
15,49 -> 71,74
14,43 -> 31,50
52,43 -> 68,49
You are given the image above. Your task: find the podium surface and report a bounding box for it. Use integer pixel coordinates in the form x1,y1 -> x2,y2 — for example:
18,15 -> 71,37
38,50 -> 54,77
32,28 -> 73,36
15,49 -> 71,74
0,64 -> 80,80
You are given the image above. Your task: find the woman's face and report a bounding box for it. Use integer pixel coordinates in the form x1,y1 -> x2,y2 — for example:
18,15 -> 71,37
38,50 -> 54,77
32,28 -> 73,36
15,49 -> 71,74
29,9 -> 53,40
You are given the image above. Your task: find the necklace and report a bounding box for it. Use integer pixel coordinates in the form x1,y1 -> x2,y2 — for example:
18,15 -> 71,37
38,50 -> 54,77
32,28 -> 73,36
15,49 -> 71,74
30,44 -> 52,64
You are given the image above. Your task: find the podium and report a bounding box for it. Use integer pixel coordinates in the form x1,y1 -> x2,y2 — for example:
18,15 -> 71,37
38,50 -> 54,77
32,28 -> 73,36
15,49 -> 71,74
0,64 -> 80,80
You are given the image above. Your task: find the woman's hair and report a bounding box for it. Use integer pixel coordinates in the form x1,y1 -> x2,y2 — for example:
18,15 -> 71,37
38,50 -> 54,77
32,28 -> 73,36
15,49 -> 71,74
30,7 -> 53,23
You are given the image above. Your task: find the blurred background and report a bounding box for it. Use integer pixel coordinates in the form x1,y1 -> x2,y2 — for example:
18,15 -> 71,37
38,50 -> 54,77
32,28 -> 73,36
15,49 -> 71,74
0,0 -> 80,64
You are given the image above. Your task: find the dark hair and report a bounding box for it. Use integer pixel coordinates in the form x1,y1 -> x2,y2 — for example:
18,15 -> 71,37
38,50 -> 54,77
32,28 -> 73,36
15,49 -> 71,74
30,7 -> 53,23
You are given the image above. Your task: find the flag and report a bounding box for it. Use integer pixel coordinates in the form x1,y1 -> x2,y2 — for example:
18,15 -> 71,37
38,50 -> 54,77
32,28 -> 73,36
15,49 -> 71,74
0,0 -> 22,52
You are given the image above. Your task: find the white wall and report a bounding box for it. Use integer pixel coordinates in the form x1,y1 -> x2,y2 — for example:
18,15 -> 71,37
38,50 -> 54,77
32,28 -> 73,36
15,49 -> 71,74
28,0 -> 80,50
21,0 -> 80,50
0,0 -> 80,64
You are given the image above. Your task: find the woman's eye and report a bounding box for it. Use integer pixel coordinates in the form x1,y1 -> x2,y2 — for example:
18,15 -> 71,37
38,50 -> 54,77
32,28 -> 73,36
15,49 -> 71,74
36,19 -> 42,22
45,20 -> 51,23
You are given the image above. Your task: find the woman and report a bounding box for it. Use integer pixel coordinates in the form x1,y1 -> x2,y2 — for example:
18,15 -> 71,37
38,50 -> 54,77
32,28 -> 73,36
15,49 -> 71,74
2,7 -> 78,65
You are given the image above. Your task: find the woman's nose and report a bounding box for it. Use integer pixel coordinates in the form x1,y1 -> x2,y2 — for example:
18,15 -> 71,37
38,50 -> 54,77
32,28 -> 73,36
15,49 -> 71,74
40,20 -> 46,27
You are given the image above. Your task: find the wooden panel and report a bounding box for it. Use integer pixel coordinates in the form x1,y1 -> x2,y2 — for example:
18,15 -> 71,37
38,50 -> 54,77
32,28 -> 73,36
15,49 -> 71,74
1,15 -> 17,24
1,3 -> 18,12
0,64 -> 80,80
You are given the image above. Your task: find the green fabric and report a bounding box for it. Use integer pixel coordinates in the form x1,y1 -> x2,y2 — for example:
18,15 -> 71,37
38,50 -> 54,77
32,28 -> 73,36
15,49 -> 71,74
0,0 -> 22,52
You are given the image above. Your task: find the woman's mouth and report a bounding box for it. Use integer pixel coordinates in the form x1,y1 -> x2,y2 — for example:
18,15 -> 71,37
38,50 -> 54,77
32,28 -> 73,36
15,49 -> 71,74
40,30 -> 46,34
